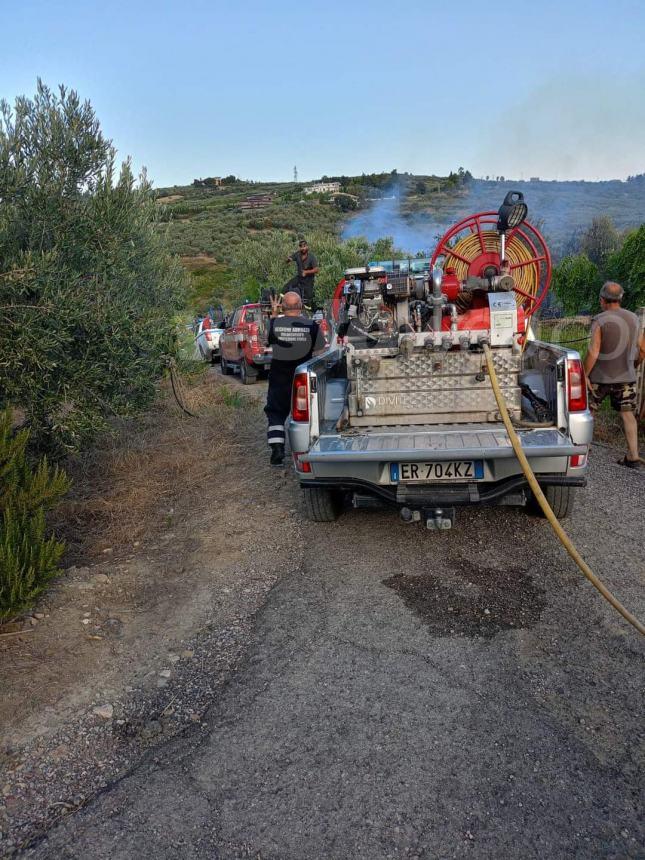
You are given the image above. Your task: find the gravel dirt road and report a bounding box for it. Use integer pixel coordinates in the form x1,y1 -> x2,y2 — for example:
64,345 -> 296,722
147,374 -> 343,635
19,369 -> 644,860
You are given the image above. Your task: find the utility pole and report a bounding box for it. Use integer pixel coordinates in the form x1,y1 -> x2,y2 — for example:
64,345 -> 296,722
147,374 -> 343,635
293,165 -> 298,184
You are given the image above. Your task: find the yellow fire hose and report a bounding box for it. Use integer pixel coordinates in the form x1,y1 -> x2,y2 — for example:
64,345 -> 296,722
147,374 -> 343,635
483,344 -> 645,636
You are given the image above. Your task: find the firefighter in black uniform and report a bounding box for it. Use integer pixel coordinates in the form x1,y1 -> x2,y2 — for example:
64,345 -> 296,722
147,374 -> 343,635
265,291 -> 325,465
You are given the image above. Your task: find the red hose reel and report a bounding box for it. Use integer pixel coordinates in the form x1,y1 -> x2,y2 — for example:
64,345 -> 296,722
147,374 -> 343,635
430,209 -> 552,318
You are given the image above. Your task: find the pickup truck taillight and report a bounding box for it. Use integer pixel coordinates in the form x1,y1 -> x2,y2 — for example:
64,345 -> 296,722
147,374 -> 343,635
566,358 -> 587,412
292,372 -> 310,422
292,452 -> 312,473
247,322 -> 259,345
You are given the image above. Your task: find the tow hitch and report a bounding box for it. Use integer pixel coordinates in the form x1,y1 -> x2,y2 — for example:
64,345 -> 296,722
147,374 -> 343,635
400,507 -> 456,530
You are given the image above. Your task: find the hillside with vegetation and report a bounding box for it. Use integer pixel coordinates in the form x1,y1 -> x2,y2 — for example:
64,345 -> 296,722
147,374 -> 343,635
155,179 -> 342,311
157,170 -> 645,313
155,170 -> 472,311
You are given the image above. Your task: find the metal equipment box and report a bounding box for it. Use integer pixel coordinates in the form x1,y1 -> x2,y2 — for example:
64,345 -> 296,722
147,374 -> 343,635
347,347 -> 522,426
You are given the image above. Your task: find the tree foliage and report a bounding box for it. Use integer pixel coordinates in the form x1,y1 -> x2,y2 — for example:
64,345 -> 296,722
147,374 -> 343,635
0,410 -> 70,622
606,224 -> 645,309
447,167 -> 473,188
579,215 -> 620,268
0,81 -> 186,454
333,193 -> 358,212
371,237 -> 405,260
552,254 -> 602,315
553,220 -> 645,314
321,170 -> 398,190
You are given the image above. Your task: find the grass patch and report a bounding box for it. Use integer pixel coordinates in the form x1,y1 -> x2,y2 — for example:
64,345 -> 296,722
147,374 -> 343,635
220,387 -> 244,408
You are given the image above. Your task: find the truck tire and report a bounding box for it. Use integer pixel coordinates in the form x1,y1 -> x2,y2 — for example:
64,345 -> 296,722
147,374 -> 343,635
531,484 -> 576,520
220,354 -> 233,375
303,486 -> 342,522
240,358 -> 258,385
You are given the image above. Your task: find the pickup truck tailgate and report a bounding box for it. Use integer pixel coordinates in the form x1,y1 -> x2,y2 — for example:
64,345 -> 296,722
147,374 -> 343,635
305,424 -> 583,462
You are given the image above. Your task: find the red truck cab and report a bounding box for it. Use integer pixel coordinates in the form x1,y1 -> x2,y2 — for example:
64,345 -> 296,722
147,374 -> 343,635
219,303 -> 272,384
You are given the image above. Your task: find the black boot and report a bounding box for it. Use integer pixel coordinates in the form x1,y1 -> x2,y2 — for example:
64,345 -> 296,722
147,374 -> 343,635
269,443 -> 285,465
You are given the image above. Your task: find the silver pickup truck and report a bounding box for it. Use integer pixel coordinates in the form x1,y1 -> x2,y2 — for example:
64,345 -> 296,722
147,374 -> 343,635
287,263 -> 593,529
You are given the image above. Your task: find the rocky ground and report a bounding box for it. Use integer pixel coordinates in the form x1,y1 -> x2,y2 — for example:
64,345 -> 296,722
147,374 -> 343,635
1,368 -> 643,859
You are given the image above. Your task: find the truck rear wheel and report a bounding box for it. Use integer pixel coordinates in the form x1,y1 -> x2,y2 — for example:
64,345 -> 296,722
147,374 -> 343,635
531,484 -> 576,520
220,354 -> 233,375
240,358 -> 258,385
303,486 -> 342,522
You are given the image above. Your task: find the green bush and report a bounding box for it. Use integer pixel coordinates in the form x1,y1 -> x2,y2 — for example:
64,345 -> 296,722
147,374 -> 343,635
579,215 -> 620,268
0,81 -> 187,454
606,224 -> 645,309
553,223 -> 645,314
334,194 -> 358,212
0,410 -> 70,622
552,254 -> 603,315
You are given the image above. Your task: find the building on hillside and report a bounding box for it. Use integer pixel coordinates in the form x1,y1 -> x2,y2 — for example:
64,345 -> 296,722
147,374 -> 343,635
304,181 -> 341,195
193,177 -> 222,188
238,194 -> 273,210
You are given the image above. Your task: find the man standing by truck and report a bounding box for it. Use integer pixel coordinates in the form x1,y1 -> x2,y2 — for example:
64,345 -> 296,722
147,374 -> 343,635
265,291 -> 325,465
285,238 -> 319,309
584,281 -> 644,468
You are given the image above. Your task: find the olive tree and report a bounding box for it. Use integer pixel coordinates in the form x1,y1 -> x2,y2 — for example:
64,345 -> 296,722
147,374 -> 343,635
0,81 -> 186,454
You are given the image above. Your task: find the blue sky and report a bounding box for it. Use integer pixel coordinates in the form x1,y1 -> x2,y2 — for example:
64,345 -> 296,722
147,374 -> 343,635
2,0 -> 644,186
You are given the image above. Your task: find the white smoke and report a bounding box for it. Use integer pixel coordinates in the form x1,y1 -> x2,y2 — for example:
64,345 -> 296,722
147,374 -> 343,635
341,183 -> 454,254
